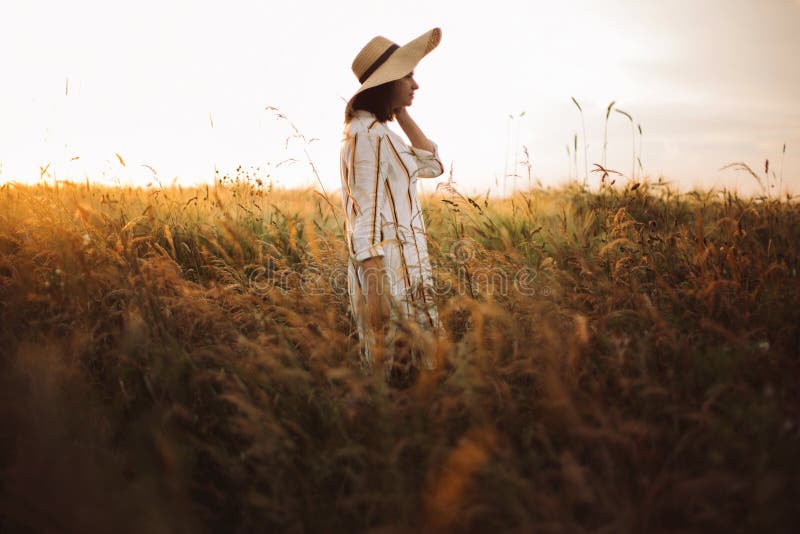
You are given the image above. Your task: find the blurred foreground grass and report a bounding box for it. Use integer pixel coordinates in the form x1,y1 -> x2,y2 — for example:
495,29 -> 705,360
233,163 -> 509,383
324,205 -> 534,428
0,177 -> 798,533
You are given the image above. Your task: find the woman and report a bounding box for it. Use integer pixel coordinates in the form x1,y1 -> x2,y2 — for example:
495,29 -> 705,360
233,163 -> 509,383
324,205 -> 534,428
340,28 -> 444,382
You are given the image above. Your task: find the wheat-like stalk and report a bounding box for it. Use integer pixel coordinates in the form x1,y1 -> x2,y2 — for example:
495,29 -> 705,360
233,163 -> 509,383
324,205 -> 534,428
571,97 -> 589,188
602,100 -> 616,168
614,108 -> 635,182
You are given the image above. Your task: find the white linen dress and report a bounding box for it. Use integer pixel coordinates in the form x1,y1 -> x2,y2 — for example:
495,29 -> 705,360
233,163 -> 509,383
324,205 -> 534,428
339,109 -> 445,369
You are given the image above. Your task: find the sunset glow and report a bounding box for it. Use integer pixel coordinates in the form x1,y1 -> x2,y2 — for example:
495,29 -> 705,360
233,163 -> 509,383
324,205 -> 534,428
1,0 -> 798,195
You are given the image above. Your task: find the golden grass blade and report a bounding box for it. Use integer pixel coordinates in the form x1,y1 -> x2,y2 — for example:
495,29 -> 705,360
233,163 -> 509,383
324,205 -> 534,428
606,100 -> 616,119
615,108 -> 633,122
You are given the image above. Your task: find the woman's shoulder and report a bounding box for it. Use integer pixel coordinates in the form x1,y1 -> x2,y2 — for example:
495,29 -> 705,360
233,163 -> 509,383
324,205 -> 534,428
344,111 -> 389,139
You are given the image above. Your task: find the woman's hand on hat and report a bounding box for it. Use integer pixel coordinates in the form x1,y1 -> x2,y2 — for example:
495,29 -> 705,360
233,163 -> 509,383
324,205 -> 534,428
394,107 -> 435,153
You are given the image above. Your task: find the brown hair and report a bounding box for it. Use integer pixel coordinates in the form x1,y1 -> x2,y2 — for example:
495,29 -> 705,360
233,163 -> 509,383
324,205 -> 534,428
345,81 -> 396,124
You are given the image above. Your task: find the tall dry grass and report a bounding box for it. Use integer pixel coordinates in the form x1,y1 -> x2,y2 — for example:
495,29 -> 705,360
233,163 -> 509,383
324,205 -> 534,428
1,175 -> 798,533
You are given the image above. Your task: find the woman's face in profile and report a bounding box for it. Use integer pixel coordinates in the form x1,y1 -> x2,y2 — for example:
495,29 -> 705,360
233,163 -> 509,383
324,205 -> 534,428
391,72 -> 419,110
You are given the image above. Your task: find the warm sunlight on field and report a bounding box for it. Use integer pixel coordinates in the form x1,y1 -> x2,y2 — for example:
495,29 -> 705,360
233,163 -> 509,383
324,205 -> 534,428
1,176 -> 798,532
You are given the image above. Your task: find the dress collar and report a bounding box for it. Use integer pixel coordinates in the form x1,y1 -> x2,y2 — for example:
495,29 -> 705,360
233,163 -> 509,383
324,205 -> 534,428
351,109 -> 377,120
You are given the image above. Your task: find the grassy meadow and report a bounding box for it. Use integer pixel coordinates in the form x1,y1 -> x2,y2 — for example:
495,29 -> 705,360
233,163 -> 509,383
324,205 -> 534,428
0,174 -> 798,533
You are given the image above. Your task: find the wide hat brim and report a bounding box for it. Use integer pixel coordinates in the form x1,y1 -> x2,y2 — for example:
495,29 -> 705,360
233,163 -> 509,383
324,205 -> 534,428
349,27 -> 441,102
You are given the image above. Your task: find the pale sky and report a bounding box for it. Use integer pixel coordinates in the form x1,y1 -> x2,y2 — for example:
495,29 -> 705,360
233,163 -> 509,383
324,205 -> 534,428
1,0 -> 798,196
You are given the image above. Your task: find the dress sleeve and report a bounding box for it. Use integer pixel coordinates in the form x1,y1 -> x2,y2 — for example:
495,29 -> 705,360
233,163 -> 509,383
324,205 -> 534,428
347,129 -> 388,262
409,141 -> 445,178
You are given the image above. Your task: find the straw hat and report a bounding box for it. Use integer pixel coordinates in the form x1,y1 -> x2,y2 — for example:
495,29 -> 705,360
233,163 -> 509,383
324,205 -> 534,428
350,27 -> 442,99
